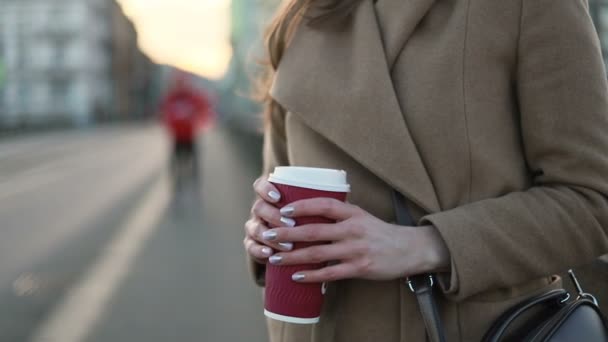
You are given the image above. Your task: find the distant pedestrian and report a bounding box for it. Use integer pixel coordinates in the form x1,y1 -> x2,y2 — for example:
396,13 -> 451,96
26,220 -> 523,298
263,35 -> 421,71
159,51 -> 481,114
161,74 -> 214,172
244,1 -> 608,341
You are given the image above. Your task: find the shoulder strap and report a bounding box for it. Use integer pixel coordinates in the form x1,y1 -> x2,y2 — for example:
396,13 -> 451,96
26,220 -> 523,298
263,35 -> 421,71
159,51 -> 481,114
392,191 -> 447,342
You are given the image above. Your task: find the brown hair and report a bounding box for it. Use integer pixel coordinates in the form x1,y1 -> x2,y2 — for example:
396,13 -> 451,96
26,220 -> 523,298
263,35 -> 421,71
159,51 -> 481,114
259,0 -> 361,125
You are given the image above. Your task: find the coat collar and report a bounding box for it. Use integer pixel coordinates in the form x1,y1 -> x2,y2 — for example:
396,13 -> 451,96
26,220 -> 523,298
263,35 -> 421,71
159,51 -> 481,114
270,0 -> 440,213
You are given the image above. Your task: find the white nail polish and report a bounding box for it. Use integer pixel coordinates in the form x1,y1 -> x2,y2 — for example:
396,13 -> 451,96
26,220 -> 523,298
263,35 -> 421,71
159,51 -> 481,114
280,217 -> 296,227
262,231 -> 277,241
269,255 -> 283,264
268,191 -> 281,201
280,206 -> 295,216
261,247 -> 272,256
278,242 -> 293,251
292,273 -> 305,281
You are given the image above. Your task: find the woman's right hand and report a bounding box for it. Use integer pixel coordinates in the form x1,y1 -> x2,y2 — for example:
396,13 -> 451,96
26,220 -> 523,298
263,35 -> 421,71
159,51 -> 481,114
244,177 -> 296,264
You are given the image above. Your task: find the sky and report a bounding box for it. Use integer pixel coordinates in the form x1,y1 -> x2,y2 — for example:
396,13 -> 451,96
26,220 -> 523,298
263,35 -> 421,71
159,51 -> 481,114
116,0 -> 232,80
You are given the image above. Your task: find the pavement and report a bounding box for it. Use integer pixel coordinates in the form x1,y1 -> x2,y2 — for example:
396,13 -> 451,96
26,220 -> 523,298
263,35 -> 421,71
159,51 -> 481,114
0,124 -> 268,342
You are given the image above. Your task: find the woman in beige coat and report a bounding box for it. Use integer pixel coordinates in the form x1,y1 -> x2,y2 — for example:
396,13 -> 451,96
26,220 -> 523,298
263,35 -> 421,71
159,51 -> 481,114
243,0 -> 608,341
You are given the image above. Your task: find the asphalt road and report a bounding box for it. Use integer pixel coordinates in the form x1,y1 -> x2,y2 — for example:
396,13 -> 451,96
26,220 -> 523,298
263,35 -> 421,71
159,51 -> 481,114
0,124 -> 268,342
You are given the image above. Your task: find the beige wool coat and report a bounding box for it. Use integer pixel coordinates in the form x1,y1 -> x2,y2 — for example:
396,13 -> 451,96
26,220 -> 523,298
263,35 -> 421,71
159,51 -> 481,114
252,0 -> 608,341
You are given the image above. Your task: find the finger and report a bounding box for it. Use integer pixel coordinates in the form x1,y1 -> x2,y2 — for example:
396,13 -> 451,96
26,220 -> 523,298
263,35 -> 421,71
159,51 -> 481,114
251,199 -> 295,228
280,198 -> 360,221
262,222 -> 356,243
244,237 -> 274,261
291,262 -> 358,283
245,218 -> 294,251
245,217 -> 267,241
268,242 -> 360,266
253,177 -> 281,203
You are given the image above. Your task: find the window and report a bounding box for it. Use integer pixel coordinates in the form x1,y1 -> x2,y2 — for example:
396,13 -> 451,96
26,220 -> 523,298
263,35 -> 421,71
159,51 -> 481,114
51,80 -> 70,112
18,82 -> 29,114
53,43 -> 67,69
0,55 -> 5,113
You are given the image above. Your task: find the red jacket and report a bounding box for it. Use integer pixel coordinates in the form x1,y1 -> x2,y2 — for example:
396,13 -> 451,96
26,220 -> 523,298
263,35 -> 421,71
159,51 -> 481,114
161,87 -> 212,143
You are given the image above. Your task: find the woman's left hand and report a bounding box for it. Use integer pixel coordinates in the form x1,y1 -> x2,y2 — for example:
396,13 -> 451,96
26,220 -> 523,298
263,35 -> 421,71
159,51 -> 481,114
261,198 -> 451,283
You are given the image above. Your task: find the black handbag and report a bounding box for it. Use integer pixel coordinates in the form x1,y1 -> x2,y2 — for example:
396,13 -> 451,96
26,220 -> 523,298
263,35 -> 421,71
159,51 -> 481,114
392,191 -> 608,342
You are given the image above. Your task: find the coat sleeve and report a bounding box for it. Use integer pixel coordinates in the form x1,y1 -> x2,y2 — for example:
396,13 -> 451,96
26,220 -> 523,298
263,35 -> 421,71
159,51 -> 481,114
420,0 -> 608,301
248,104 -> 290,287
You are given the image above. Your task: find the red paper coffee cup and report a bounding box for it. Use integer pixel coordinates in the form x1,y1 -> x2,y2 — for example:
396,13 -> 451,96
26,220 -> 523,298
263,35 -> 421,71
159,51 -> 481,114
264,167 -> 350,324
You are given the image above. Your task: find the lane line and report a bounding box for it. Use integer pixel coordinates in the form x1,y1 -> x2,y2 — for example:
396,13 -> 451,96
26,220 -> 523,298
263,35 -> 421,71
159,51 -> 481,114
29,173 -> 170,342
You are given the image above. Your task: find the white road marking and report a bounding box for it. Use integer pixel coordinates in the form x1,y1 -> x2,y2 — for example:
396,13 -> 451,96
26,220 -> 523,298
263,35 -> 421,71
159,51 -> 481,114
29,174 -> 170,342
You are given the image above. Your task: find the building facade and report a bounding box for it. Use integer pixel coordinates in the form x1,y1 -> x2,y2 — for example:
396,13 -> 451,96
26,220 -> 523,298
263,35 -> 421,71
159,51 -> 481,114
108,0 -> 157,121
0,0 -> 156,129
217,0 -> 278,132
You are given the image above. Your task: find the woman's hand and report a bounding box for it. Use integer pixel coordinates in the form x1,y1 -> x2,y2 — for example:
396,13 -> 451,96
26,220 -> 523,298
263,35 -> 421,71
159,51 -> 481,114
260,198 -> 451,283
243,177 -> 297,264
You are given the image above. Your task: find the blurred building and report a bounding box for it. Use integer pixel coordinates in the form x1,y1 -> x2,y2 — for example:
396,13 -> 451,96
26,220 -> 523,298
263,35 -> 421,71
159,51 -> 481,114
590,0 -> 608,70
0,0 -> 158,129
217,0 -> 279,133
108,1 -> 159,121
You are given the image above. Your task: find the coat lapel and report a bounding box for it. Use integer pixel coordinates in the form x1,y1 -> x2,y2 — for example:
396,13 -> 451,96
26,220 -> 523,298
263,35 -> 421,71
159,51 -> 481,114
374,0 -> 438,69
270,0 -> 440,213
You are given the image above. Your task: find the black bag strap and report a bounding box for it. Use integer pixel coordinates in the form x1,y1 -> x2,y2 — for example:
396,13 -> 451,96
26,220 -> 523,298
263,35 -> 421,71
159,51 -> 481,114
392,191 -> 447,342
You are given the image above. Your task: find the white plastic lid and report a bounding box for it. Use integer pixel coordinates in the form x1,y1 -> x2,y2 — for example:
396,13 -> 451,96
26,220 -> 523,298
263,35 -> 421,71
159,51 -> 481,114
269,167 -> 350,193
264,309 -> 320,324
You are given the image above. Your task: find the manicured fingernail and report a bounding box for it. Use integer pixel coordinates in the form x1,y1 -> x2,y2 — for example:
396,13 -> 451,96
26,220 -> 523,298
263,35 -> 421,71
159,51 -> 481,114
261,247 -> 272,256
280,217 -> 296,227
278,242 -> 293,251
269,255 -> 283,264
268,191 -> 281,202
280,206 -> 295,216
292,273 -> 305,281
262,231 -> 277,241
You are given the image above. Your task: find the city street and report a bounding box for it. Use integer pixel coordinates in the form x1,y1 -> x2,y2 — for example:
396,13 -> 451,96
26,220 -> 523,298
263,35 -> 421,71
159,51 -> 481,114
0,123 -> 606,342
0,124 -> 268,342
